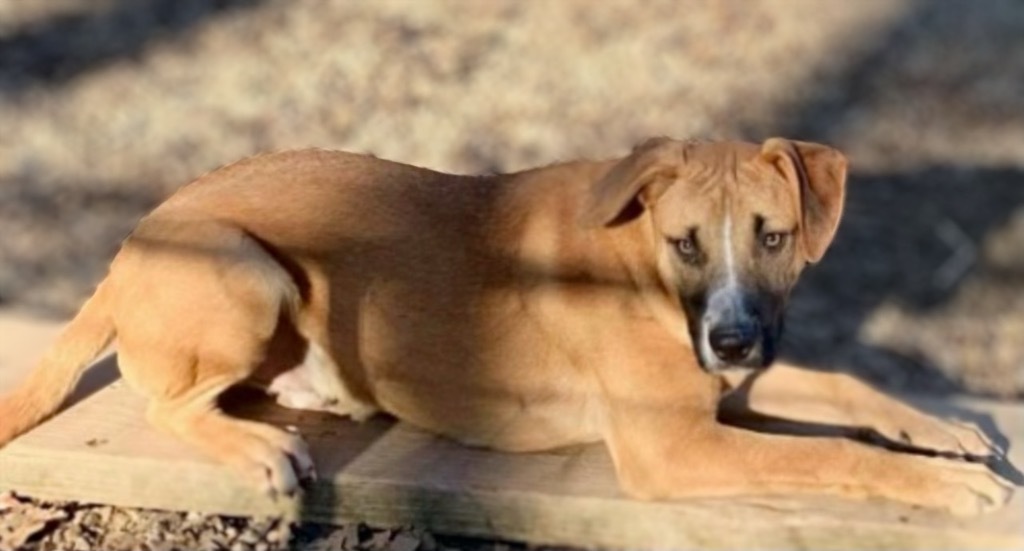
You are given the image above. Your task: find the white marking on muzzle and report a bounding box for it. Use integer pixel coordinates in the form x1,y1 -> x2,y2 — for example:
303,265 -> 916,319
722,210 -> 737,287
698,319 -> 714,367
701,209 -> 740,368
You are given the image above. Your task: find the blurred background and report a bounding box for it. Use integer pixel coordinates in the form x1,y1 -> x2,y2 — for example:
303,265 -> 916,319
1,0 -> 1022,400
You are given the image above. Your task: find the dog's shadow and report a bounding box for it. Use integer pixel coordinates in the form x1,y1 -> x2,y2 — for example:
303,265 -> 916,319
719,373 -> 1024,486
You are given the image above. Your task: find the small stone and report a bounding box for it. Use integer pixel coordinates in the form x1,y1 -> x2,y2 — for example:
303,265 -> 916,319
313,530 -> 345,551
388,533 -> 421,551
207,516 -> 224,534
71,535 -> 91,551
146,527 -> 165,545
240,530 -> 262,544
368,529 -> 393,550
337,523 -> 361,549
198,532 -> 221,550
0,491 -> 19,511
419,532 -> 438,551
266,523 -> 289,544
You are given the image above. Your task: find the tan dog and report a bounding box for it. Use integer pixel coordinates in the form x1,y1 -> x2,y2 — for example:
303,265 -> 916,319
0,138 -> 1012,515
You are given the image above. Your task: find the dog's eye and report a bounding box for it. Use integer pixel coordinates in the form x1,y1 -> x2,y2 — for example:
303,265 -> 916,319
762,232 -> 786,250
676,237 -> 696,256
668,230 -> 701,264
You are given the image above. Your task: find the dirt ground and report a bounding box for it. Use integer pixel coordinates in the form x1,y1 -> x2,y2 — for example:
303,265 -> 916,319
2,0 -> 1024,549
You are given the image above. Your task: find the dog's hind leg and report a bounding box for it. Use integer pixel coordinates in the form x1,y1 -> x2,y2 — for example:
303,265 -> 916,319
111,217 -> 314,495
145,380 -> 315,496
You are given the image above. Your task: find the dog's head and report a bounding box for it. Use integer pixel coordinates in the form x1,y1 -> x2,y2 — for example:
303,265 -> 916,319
580,137 -> 847,373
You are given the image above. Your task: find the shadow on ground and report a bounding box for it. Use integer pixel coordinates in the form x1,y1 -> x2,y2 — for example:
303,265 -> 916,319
751,0 -> 1024,396
0,0 -> 265,96
782,165 -> 1024,396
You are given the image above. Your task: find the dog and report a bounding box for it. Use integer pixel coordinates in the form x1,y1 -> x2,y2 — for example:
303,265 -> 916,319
0,137 -> 1012,515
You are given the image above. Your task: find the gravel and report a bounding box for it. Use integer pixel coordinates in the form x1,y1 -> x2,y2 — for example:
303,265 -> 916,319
0,491 -> 541,551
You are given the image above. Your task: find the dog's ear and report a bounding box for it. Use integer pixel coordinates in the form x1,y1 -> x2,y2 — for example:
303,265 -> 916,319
578,137 -> 681,228
760,138 -> 848,263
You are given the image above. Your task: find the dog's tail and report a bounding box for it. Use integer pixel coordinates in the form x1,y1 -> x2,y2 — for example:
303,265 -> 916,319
0,280 -> 116,446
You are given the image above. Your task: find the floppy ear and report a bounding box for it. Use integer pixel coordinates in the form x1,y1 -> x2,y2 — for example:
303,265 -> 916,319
760,138 -> 848,263
578,137 -> 681,228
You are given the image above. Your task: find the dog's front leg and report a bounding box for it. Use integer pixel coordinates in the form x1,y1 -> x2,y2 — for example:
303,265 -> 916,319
718,364 -> 1000,459
597,347 -> 1012,515
609,415 -> 1011,515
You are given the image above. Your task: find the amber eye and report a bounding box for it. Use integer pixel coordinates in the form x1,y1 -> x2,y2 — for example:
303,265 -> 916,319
762,232 -> 785,250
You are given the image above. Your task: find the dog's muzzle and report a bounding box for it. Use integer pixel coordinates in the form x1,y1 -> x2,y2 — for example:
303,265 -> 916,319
696,285 -> 777,371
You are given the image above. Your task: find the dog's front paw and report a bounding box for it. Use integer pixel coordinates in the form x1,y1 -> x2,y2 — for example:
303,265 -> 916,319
875,415 -> 1001,460
924,457 -> 1015,516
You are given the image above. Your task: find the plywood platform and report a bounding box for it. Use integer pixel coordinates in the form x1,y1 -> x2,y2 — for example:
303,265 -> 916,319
1,351 -> 1023,549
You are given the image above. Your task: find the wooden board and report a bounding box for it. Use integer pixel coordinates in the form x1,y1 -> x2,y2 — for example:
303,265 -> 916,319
1,355 -> 1023,550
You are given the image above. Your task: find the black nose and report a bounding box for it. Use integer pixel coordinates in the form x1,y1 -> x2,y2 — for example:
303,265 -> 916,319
708,325 -> 758,363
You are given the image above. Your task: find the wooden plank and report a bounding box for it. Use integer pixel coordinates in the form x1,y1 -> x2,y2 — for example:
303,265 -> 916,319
0,380 -> 391,518
1,365 -> 1022,549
